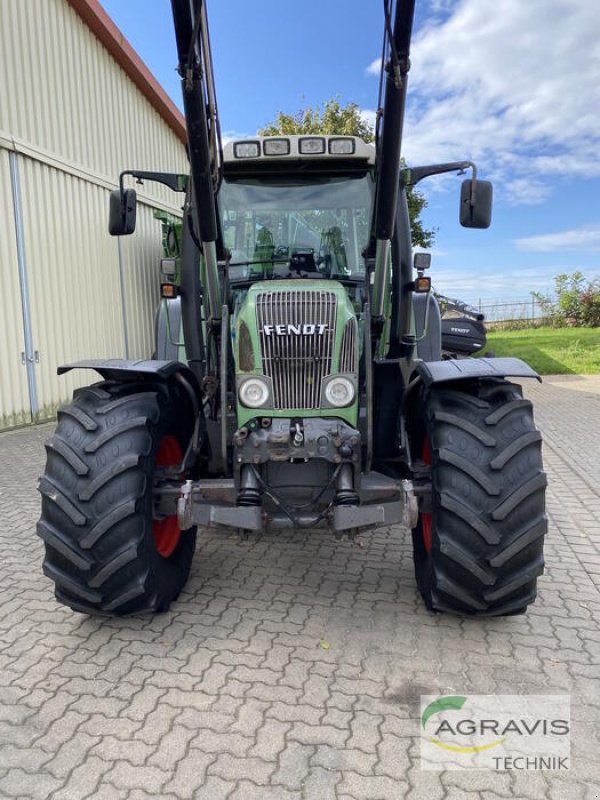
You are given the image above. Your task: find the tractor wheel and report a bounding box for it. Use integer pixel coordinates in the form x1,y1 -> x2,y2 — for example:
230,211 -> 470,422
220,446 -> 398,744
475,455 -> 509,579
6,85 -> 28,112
38,380 -> 197,615
410,379 -> 547,616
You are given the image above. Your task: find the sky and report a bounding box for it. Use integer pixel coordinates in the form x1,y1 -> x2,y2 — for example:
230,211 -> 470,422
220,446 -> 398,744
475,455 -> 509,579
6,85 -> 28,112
100,0 -> 600,304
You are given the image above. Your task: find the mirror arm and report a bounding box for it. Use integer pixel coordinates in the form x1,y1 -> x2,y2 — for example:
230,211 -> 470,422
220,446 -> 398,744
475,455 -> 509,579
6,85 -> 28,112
118,170 -> 188,195
117,172 -> 126,218
403,160 -> 478,202
470,162 -> 478,205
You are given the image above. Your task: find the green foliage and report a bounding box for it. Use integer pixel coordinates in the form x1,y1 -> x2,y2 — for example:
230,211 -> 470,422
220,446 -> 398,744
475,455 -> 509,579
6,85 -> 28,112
533,271 -> 600,327
408,190 -> 434,249
260,100 -> 375,142
259,99 -> 435,249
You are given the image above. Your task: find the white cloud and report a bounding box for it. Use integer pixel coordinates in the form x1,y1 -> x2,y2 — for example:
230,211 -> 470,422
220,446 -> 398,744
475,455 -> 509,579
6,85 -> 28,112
515,226 -> 600,252
500,176 -> 551,206
431,264 -> 563,302
413,246 -> 448,258
365,58 -> 381,77
367,0 -> 600,204
221,130 -> 250,146
359,108 -> 378,132
427,0 -> 455,13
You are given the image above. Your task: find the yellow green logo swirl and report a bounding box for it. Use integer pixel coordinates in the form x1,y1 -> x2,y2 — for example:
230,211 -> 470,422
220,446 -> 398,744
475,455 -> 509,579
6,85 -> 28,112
422,696 -> 505,753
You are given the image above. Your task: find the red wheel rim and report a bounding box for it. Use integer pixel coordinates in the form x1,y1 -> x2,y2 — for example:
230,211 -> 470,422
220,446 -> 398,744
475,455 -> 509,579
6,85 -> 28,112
421,437 -> 432,553
153,435 -> 183,558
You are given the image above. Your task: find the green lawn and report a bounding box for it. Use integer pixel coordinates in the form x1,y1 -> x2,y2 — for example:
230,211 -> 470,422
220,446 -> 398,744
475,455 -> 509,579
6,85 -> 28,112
484,327 -> 600,375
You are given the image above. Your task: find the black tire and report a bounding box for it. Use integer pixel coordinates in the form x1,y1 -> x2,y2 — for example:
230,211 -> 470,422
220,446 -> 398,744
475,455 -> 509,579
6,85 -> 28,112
410,379 -> 547,616
38,380 -> 197,615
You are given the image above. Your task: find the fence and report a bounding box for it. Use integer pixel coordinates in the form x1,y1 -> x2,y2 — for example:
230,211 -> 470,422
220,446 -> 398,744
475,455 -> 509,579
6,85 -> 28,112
474,296 -> 551,326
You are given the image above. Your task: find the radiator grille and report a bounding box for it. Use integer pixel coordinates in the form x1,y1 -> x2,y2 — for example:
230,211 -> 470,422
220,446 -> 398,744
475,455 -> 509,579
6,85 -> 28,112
256,290 -> 337,409
339,318 -> 358,373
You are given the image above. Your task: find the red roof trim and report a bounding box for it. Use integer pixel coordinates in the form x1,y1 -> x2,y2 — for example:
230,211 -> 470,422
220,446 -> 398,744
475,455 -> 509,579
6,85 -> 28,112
66,0 -> 187,145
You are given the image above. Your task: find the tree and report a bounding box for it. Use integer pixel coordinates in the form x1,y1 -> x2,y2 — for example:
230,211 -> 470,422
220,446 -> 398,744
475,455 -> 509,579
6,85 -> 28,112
259,99 -> 435,248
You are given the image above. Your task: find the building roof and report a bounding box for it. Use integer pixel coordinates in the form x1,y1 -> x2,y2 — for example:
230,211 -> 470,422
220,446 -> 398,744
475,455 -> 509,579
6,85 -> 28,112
66,0 -> 187,145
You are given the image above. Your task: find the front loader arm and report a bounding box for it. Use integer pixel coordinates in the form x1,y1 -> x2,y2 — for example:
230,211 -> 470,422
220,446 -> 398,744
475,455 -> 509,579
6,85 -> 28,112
171,0 -> 222,323
371,0 -> 416,324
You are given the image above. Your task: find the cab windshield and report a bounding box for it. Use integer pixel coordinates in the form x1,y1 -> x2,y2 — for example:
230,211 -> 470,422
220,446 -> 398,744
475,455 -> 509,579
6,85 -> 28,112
219,173 -> 373,282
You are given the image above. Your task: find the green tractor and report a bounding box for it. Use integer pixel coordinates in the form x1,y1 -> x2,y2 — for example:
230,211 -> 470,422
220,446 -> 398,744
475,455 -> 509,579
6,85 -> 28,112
38,0 -> 546,616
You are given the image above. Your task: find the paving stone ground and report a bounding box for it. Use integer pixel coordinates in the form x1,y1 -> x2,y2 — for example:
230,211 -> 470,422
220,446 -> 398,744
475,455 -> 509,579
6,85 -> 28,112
1,376 -> 599,799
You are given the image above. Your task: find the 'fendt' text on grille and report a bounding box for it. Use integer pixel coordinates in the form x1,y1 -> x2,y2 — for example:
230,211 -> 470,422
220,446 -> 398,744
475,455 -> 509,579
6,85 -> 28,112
263,324 -> 328,336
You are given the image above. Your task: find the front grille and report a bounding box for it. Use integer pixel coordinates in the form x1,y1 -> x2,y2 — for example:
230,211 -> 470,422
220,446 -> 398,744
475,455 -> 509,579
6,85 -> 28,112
256,289 -> 337,409
339,318 -> 358,373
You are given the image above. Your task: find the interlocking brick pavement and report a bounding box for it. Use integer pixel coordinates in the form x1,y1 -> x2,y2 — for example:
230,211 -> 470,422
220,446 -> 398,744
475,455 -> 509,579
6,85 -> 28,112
1,376 -> 599,799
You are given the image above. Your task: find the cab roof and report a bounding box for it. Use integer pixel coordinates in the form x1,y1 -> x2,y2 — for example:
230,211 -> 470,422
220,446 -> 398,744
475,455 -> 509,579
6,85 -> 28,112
223,135 -> 375,166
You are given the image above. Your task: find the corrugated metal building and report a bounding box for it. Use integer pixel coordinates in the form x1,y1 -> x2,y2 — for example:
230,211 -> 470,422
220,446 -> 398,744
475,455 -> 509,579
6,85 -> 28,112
0,0 -> 189,430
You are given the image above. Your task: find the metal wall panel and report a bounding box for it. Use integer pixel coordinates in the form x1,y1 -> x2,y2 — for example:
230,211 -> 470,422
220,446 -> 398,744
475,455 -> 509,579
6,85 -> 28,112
0,150 -> 31,428
118,206 -> 166,359
11,154 -> 170,423
19,154 -> 126,420
0,0 -> 189,428
0,0 -> 187,211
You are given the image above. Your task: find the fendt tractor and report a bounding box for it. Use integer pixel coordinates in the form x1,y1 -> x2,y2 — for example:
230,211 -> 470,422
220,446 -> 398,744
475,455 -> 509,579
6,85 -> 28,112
38,0 -> 547,617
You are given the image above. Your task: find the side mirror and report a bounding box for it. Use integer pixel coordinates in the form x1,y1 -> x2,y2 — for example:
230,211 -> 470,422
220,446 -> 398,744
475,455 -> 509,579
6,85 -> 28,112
460,179 -> 493,229
108,188 -> 137,235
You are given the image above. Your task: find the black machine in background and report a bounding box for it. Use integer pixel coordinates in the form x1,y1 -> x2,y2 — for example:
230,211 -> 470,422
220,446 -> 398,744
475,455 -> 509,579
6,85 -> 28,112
436,292 -> 488,358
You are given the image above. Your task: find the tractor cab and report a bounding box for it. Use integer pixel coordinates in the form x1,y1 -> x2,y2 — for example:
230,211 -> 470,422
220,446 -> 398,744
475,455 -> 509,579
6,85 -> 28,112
219,136 -> 375,285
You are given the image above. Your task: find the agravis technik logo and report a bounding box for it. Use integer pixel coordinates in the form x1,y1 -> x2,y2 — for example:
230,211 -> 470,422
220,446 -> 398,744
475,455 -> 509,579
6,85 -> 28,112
420,694 -> 570,771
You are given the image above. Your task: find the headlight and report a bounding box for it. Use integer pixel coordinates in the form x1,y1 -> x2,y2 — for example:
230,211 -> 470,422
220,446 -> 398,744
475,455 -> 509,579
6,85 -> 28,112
263,138 -> 290,156
233,141 -> 260,158
239,377 -> 270,408
329,138 -> 356,155
324,377 -> 355,407
299,137 -> 326,155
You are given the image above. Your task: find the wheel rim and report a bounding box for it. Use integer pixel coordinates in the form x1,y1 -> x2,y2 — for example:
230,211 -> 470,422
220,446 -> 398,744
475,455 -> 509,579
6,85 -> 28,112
153,435 -> 183,558
421,437 -> 432,553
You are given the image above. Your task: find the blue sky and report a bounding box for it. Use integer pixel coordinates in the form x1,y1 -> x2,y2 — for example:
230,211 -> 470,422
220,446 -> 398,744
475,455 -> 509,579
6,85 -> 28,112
101,0 -> 600,303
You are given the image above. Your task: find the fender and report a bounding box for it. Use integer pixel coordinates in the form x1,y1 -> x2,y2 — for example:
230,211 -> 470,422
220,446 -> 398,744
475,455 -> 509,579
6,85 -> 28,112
415,356 -> 540,387
57,358 -> 201,395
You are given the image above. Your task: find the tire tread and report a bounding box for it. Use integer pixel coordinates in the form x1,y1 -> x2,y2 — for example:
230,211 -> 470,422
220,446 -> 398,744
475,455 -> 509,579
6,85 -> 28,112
411,379 -> 547,616
38,381 -> 197,616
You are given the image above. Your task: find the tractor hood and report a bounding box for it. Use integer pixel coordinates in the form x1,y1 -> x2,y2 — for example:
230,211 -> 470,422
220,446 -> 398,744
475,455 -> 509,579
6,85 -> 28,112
232,280 -> 360,427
